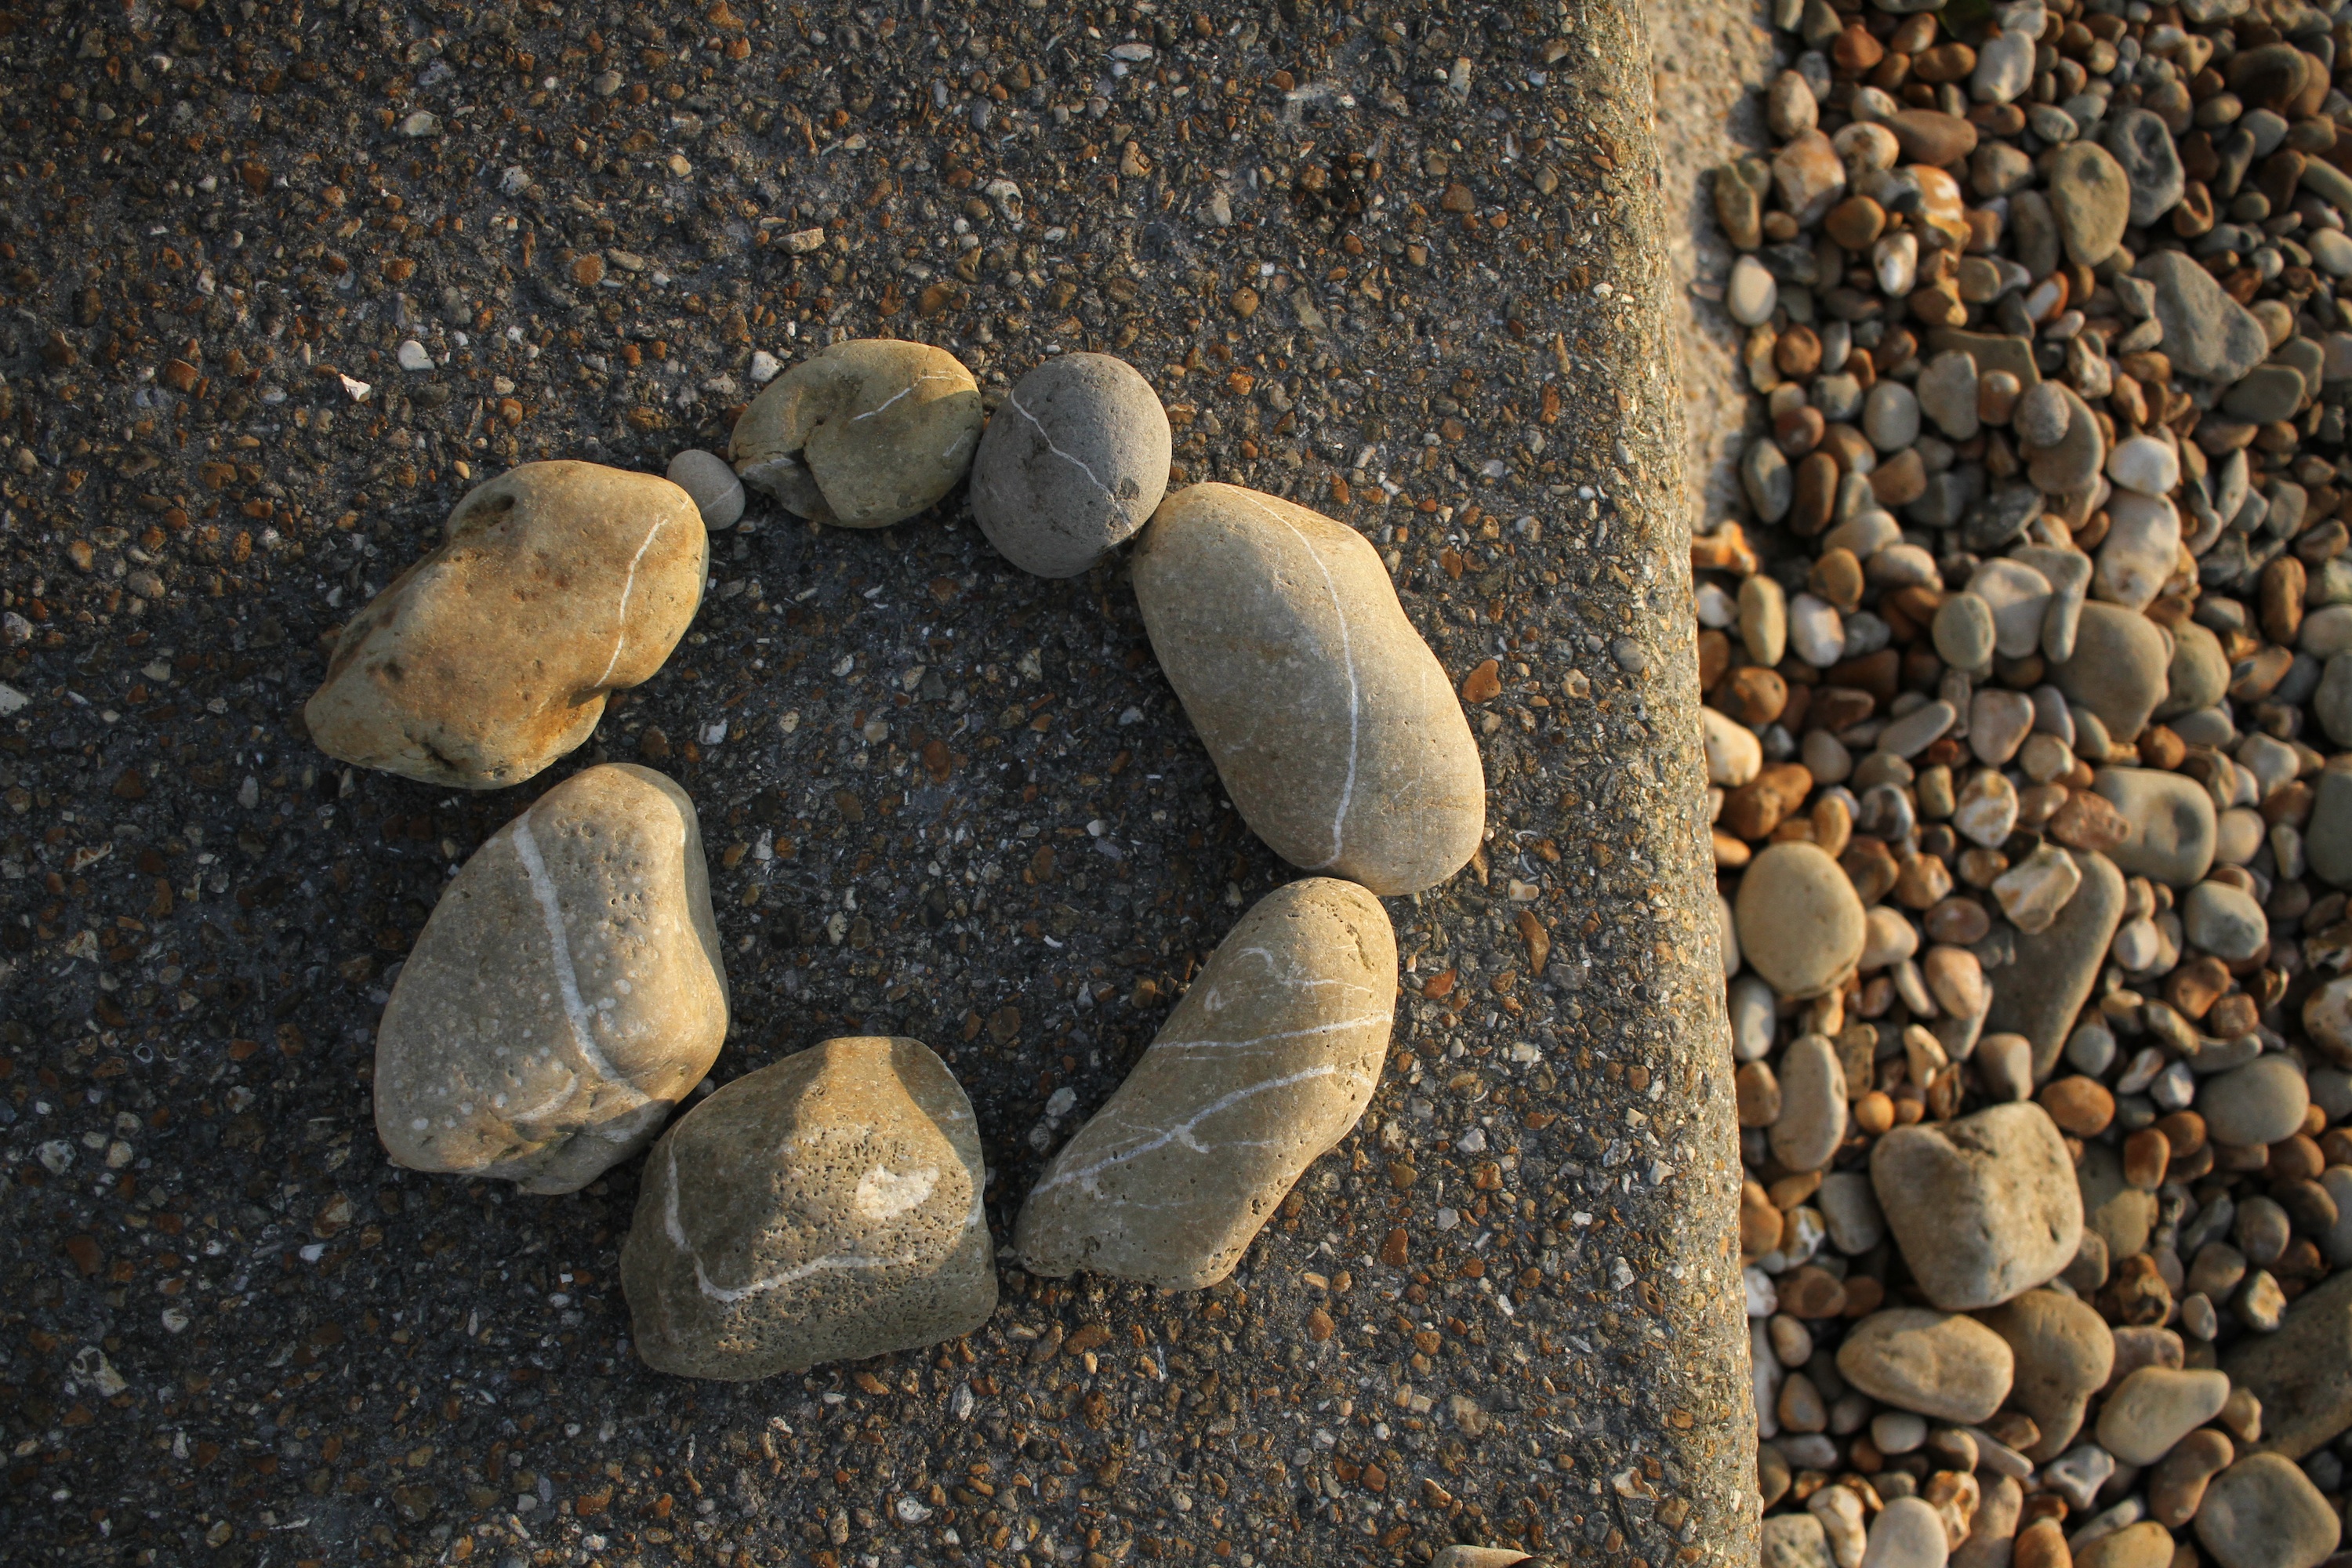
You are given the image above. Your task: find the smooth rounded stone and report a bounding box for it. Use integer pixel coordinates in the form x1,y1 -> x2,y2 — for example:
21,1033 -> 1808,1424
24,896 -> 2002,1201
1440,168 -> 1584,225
2195,1453 -> 2343,1568
620,1036 -> 994,1379
1975,1032 -> 2034,1102
1730,253 -> 1780,327
1791,593 -> 1846,668
1805,728 -> 1854,784
665,448 -> 745,529
2078,1139 -> 2156,1264
1837,1308 -> 2015,1425
1770,1033 -> 1851,1174
2077,1523 -> 2180,1568
2103,109 -> 2186,227
1983,1290 -> 2115,1460
1431,1550 -> 1534,1568
970,353 -> 1171,578
1879,699 -> 1958,759
375,764 -> 728,1194
1860,1497 -> 1950,1568
1015,878 -> 1394,1288
1133,485 -> 1484,895
1740,573 -> 1789,666
2016,383 -> 2072,447
2310,227 -> 2352,278
2045,141 -> 2131,266
1736,843 -> 1867,999
2026,385 -> 2107,495
2094,768 -> 2218,886
2223,364 -> 2307,424
1773,129 -> 1849,224
728,339 -> 983,526
1820,1170 -> 1886,1254
2151,1428 -> 2237,1528
2223,1268 -> 2352,1460
1824,507 -> 1904,558
1703,707 -> 1764,788
2308,767 -> 2352,887
2104,434 -> 2180,498
1865,381 -> 1923,452
1871,1102 -> 2084,1311
1973,27 -> 2035,103
1731,974 -> 1778,1062
2304,975 -> 2352,1062
1984,848 -> 2124,1076
304,463 -> 707,789
1970,688 -> 2037,764
1933,592 -> 1999,671
2214,805 -> 2265,867
2319,1167 -> 2352,1266
1952,768 -> 2020,848
2198,1054 -> 2310,1147
2017,543 -> 2092,663
1746,438 -> 1795,521
2158,622 -> 2230,720
1719,894 -> 1741,979
1993,843 -> 2083,935
2094,492 -> 2181,613
2096,1366 -> 2230,1467
2316,652 -> 2352,746
2301,604 -> 2352,659
1970,559 -> 2053,659
1917,350 -> 1980,440
1762,1513 -> 1837,1568
2183,880 -> 2268,960
1953,1474 -> 2024,1568
1861,905 -> 1922,971
2136,250 -> 2270,384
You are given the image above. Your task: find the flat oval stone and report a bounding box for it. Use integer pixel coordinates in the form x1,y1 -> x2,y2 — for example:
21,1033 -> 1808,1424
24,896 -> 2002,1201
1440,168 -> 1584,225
1133,485 -> 1484,895
1837,1307 -> 2015,1424
728,339 -> 984,527
1771,1033 -> 1851,1174
1981,1289 -> 2115,1461
2194,1453 -> 2342,1568
621,1036 -> 994,1378
1860,1497 -> 1951,1568
1871,1102 -> 2085,1310
971,352 -> 1171,578
2096,1366 -> 2230,1466
2093,767 -> 2218,886
305,463 -> 707,789
665,448 -> 745,529
2199,1054 -> 2310,1147
1016,878 -> 1395,1288
376,764 -> 729,1194
1737,842 -> 1867,998
2055,604 -> 2172,742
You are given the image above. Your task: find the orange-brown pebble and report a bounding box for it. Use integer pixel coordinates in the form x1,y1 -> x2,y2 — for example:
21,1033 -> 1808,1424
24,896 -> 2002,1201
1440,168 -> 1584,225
2039,1076 -> 2117,1136
1854,1091 -> 1896,1136
2122,1127 -> 2171,1189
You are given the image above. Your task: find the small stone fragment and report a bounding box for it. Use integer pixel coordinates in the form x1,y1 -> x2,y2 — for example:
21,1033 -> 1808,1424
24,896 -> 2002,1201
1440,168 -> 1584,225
666,448 -> 746,530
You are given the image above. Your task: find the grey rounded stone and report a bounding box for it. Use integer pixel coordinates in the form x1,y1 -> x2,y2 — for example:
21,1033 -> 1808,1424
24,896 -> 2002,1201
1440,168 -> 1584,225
2306,765 -> 2352,887
2103,108 -> 2185,227
2195,1453 -> 2343,1568
375,764 -> 729,1194
621,1036 -> 994,1379
1916,350 -> 1980,440
728,339 -> 984,527
2096,1366 -> 2230,1466
2046,141 -> 2131,265
1769,1033 -> 1850,1174
1860,1497 -> 1950,1568
2135,250 -> 2270,384
2198,1054 -> 2310,1147
1836,1307 -> 2015,1425
1871,1102 -> 2085,1311
1932,591 -> 1998,670
1745,437 -> 1795,521
665,448 -> 745,529
2183,880 -> 2268,961
1735,842 -> 1867,999
2315,652 -> 2352,746
2223,363 -> 2307,423
1133,484 -> 1485,895
2156,620 -> 2230,719
2056,604 -> 2171,742
1864,381 -> 1922,452
970,353 -> 1171,578
2093,767 -> 2218,886
1016,878 -> 1395,1288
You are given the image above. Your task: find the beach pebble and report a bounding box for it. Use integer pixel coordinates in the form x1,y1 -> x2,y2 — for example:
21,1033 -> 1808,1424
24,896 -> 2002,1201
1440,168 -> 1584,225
2197,1054 -> 2310,1147
2095,1365 -> 2231,1466
1735,843 -> 1867,998
2093,767 -> 2218,887
2194,1453 -> 2343,1568
1133,484 -> 1484,895
665,448 -> 745,529
728,339 -> 984,526
1836,1308 -> 2016,1424
1871,1102 -> 2085,1310
2054,604 -> 2172,742
620,1036 -> 994,1378
1770,1033 -> 1851,1173
1981,1289 -> 2115,1460
970,352 -> 1171,577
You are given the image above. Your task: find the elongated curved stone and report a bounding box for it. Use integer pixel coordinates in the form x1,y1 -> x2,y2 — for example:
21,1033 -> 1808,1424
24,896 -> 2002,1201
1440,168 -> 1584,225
728,339 -> 983,527
1016,877 -> 1396,1288
1132,484 -> 1485,895
304,462 -> 706,789
621,1036 -> 994,1379
375,764 -> 729,1194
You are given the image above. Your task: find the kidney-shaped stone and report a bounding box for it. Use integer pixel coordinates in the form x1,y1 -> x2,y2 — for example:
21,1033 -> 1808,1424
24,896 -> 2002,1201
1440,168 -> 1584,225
1016,877 -> 1396,1289
728,339 -> 984,527
305,463 -> 706,789
1134,484 -> 1484,895
375,764 -> 729,1194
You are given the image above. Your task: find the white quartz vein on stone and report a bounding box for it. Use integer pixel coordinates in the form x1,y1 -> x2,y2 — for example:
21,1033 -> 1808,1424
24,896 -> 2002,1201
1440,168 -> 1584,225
660,1146 -> 982,1304
594,515 -> 670,688
851,370 -> 960,422
1150,1012 -> 1395,1053
1232,490 -> 1359,869
1004,387 -> 1125,512
510,813 -> 646,1112
1035,1063 -> 1363,1196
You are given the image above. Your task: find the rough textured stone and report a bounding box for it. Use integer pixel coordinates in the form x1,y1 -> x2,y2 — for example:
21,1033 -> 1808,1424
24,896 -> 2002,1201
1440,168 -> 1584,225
1762,1513 -> 1836,1568
1837,1308 -> 2016,1424
1736,842 -> 1867,998
2103,108 -> 2186,226
1015,878 -> 1394,1288
375,764 -> 728,1194
1133,485 -> 1485,895
304,463 -> 707,789
970,352 -> 1171,578
1983,848 -> 2124,1076
2135,250 -> 2270,383
1981,1290 -> 2115,1461
620,1036 -> 993,1379
1871,1102 -> 2085,1310
2194,1453 -> 2343,1568
2045,141 -> 2132,266
2223,1269 -> 2352,1457
728,339 -> 985,526
2078,1139 -> 2157,1265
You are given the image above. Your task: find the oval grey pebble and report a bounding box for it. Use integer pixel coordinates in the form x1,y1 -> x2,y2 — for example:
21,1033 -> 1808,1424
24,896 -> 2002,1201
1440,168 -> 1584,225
665,448 -> 745,530
971,353 -> 1171,578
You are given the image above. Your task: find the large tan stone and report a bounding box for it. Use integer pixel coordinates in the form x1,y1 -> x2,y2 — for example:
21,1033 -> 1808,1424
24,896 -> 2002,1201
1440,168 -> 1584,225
1016,878 -> 1396,1288
1980,1289 -> 2116,1461
304,462 -> 706,789
1871,1102 -> 2083,1310
1131,484 -> 1485,895
374,764 -> 728,1194
1736,841 -> 1867,999
1837,1307 -> 2015,1425
728,339 -> 983,527
621,1036 -> 995,1379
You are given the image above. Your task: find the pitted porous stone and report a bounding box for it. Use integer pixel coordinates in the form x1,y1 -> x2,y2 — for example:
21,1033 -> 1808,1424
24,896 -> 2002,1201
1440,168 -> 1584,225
971,353 -> 1172,577
1870,1102 -> 2084,1310
727,339 -> 984,527
375,764 -> 729,1194
1015,877 -> 1396,1289
1131,484 -> 1485,895
620,1036 -> 994,1379
304,462 -> 706,789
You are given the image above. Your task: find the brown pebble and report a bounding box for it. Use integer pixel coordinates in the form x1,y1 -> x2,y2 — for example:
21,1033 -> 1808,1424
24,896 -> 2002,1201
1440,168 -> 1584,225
1777,405 -> 1828,456
2207,992 -> 2259,1036
2260,555 -> 2307,646
1737,1061 -> 1784,1128
1810,547 -> 1864,612
2140,725 -> 2188,770
1893,853 -> 1955,909
1922,897 -> 1991,945
2166,955 -> 2230,1019
1824,195 -> 1889,250
1777,325 -> 1824,379
2013,1517 -> 2070,1568
2122,1128 -> 2171,1190
2039,1076 -> 2117,1136
2046,789 -> 2130,852
1834,23 -> 1886,71
2269,1133 -> 2326,1184
1699,629 -> 1733,691
1722,666 -> 1790,726
1855,1091 -> 1896,1135
1741,1180 -> 1784,1258
1912,42 -> 1977,82
2147,1427 -> 2233,1528
1872,448 -> 1929,506
1978,371 -> 2022,425
1779,1265 -> 1848,1319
